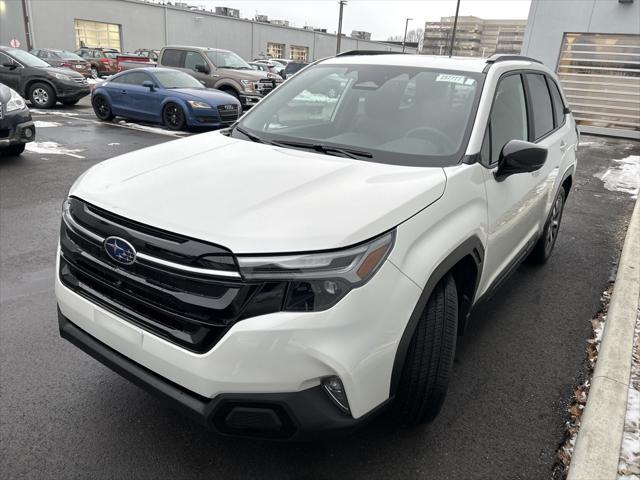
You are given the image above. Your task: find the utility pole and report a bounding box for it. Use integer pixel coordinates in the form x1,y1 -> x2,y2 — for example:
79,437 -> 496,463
402,18 -> 412,53
449,0 -> 461,58
21,0 -> 33,50
336,0 -> 347,54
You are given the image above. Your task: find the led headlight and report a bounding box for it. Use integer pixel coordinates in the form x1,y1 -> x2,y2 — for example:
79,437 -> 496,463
187,100 -> 212,109
240,79 -> 254,93
51,72 -> 71,81
5,88 -> 26,112
237,230 -> 395,311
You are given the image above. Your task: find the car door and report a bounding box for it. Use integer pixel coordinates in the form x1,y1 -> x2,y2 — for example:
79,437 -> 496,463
477,72 -> 557,295
183,50 -> 214,87
121,71 -> 158,121
106,73 -> 132,115
0,51 -> 23,91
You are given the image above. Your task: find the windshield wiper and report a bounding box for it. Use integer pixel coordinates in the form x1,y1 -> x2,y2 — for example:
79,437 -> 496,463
234,126 -> 272,144
268,140 -> 373,159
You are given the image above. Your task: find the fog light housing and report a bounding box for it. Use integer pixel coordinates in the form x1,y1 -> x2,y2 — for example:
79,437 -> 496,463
23,127 -> 33,139
322,376 -> 350,414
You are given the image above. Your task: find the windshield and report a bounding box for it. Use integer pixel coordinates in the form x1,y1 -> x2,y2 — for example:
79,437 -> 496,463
59,51 -> 84,61
5,48 -> 50,67
205,50 -> 252,70
234,63 -> 483,167
154,70 -> 203,89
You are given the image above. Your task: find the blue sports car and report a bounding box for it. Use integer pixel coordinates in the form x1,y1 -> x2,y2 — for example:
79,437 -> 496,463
91,68 -> 241,130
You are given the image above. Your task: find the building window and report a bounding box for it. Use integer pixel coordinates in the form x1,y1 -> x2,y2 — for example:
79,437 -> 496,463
74,19 -> 121,51
290,45 -> 309,61
266,42 -> 284,59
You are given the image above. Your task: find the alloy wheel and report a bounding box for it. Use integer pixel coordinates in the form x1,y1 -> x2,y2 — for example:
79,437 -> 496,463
32,88 -> 49,105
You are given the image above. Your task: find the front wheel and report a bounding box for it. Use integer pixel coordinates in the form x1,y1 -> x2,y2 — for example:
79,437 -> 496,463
29,83 -> 56,109
162,103 -> 186,131
1,144 -> 26,156
528,188 -> 566,264
92,94 -> 114,121
393,273 -> 458,425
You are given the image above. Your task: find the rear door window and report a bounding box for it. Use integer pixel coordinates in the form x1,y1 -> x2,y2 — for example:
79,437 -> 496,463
526,73 -> 554,140
162,49 -> 184,68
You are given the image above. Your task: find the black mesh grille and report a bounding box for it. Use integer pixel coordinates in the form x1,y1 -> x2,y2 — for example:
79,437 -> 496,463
216,105 -> 240,125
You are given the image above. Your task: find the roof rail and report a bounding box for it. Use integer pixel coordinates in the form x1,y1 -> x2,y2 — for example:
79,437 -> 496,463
336,50 -> 406,57
485,54 -> 543,65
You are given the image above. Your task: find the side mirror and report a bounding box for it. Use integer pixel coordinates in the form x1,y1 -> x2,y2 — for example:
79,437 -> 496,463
195,63 -> 209,74
495,139 -> 547,180
142,80 -> 155,91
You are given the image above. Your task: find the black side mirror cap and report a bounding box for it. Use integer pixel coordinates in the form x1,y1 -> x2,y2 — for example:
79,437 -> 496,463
495,139 -> 547,181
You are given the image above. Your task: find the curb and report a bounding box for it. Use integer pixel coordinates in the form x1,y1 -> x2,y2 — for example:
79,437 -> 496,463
568,197 -> 640,480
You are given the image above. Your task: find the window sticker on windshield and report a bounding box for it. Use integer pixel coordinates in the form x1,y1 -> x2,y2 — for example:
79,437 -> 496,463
435,74 -> 468,84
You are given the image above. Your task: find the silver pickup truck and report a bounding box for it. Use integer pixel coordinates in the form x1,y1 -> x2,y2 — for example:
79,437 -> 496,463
157,45 -> 282,109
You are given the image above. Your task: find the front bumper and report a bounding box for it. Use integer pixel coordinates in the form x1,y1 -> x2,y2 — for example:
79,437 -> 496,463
0,117 -> 35,147
55,252 -> 422,436
56,85 -> 90,102
58,310 -> 387,440
239,94 -> 263,108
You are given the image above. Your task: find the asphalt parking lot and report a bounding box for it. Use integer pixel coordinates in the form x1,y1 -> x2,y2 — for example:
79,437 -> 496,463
1,100 -> 638,479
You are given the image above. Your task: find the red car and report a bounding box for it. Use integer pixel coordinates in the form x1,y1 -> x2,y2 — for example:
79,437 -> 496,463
31,48 -> 92,78
74,48 -> 119,78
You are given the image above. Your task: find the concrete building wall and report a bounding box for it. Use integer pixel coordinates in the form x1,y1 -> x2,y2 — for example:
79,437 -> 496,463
521,0 -> 640,68
0,0 -> 415,59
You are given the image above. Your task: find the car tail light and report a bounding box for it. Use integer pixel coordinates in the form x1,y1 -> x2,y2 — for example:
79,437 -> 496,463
60,62 -> 71,67
99,58 -> 110,64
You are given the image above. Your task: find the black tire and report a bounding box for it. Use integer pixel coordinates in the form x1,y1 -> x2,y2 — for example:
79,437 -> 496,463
62,99 -> 79,106
221,87 -> 241,102
29,82 -> 56,109
162,102 -> 186,131
394,273 -> 458,425
92,95 -> 114,121
528,187 -> 566,264
1,143 -> 26,156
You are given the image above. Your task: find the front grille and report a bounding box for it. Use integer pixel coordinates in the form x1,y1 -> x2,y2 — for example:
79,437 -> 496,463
216,105 -> 240,125
59,198 -> 286,352
256,79 -> 276,95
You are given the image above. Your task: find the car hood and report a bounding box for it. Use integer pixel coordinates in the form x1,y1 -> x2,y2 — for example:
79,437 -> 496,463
172,87 -> 239,105
43,66 -> 84,79
70,132 -> 446,253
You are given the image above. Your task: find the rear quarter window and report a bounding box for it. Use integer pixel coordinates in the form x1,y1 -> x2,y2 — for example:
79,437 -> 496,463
547,78 -> 566,128
526,73 -> 554,140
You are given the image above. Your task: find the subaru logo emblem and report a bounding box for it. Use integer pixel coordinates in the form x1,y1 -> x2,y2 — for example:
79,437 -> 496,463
104,236 -> 136,265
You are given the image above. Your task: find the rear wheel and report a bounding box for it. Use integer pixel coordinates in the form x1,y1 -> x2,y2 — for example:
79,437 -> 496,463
92,94 -> 114,121
1,144 -> 26,156
528,188 -> 566,264
29,83 -> 56,109
162,103 -> 186,131
394,273 -> 458,425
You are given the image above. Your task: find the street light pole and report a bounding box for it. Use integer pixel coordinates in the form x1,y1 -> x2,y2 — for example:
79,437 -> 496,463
448,0 -> 461,58
336,0 -> 347,54
402,17 -> 412,53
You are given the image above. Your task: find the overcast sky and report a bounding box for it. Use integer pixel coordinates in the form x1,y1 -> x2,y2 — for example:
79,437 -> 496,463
159,0 -> 532,40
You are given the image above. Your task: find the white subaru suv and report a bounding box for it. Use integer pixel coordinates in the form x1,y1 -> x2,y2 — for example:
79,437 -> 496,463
56,52 -> 578,440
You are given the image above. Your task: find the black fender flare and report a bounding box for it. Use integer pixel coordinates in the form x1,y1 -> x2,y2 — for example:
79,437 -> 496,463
389,235 -> 484,397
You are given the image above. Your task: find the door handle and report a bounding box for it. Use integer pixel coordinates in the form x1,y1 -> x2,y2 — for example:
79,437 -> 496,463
560,141 -> 567,152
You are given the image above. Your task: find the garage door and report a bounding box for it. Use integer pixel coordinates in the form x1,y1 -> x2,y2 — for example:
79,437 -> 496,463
557,33 -> 640,139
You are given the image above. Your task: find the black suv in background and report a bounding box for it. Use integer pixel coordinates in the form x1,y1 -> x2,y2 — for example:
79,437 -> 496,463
0,47 -> 90,108
282,61 -> 309,79
0,82 -> 35,156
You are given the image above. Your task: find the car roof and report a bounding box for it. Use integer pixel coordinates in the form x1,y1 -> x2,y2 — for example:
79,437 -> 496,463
163,45 -> 230,53
322,53 -> 543,73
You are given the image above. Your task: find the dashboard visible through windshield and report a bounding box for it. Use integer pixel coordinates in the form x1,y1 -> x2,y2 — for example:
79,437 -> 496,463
233,63 -> 484,167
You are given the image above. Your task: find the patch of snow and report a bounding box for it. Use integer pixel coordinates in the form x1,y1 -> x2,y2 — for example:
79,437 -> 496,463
34,120 -> 61,128
26,141 -> 85,159
579,141 -> 604,146
107,142 -> 120,146
31,109 -> 80,117
115,120 -> 188,137
86,78 -> 104,85
595,155 -> 640,198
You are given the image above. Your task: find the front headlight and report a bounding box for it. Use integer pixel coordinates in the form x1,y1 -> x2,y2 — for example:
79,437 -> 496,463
237,231 -> 395,311
5,88 -> 26,112
187,100 -> 212,109
240,79 -> 254,93
51,72 -> 71,81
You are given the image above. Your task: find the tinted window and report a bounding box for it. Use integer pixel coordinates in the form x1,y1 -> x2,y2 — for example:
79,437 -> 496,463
154,70 -> 203,89
490,74 -> 528,164
527,73 -> 554,139
162,49 -> 183,67
0,52 -> 13,65
114,72 -> 150,86
184,51 -> 207,71
548,78 -> 566,127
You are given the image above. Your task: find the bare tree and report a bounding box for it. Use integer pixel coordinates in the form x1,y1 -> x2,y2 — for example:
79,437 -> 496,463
387,28 -> 424,43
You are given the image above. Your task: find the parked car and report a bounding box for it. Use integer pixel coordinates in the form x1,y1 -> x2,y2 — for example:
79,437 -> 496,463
0,47 -> 90,108
56,53 -> 577,440
134,49 -> 160,62
158,45 -> 282,109
253,59 -> 285,76
0,82 -> 35,156
248,62 -> 283,79
30,49 -> 92,78
91,67 -> 241,130
115,54 -> 155,73
282,61 -> 309,79
74,47 -> 119,78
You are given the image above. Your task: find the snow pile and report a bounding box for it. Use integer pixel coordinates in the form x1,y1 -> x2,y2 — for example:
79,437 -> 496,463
25,141 -> 85,159
594,155 -> 640,199
34,121 -> 61,128
617,307 -> 640,479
